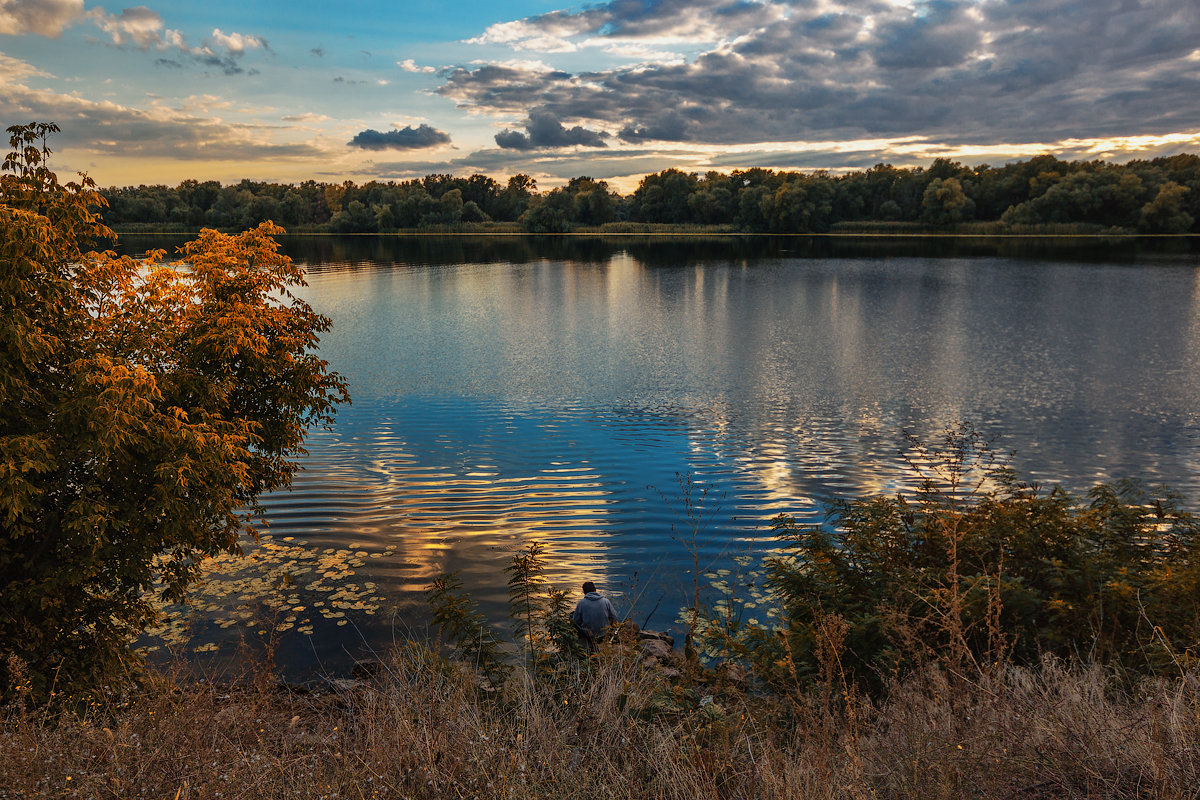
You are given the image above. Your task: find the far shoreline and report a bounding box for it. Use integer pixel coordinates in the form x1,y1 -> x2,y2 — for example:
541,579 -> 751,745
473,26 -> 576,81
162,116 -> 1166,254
108,222 -> 1200,239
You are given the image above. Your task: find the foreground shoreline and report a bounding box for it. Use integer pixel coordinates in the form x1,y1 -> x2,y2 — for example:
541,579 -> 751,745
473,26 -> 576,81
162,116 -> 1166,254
5,640 -> 1198,800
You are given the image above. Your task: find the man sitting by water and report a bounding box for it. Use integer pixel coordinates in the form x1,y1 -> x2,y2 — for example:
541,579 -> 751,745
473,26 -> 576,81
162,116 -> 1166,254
571,581 -> 619,652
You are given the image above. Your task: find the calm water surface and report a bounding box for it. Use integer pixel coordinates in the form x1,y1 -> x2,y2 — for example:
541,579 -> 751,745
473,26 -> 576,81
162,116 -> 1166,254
125,236 -> 1200,673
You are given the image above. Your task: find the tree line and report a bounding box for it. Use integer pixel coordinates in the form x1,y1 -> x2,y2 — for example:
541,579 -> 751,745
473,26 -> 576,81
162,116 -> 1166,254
100,153 -> 1200,234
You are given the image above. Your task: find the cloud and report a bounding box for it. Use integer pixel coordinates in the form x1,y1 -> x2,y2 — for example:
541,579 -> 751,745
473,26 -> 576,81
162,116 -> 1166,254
467,0 -> 783,51
166,27 -> 270,74
443,0 -> 1200,149
600,42 -> 685,65
282,112 -> 331,123
209,28 -> 267,54
467,18 -> 585,53
172,93 -> 234,114
0,0 -> 83,36
398,58 -> 436,73
6,1 -> 270,74
87,5 -> 166,48
0,76 -> 326,167
495,109 -> 608,150
467,57 -> 559,73
0,51 -> 53,81
439,62 -> 598,117
872,2 -> 981,70
619,111 -> 690,143
348,125 -> 452,150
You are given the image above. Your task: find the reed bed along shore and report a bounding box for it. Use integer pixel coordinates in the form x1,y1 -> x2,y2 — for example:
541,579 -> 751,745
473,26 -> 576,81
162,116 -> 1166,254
4,640 -> 1200,800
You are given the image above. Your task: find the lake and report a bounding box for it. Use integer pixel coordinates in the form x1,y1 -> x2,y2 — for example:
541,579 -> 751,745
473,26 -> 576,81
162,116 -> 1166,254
122,234 -> 1200,674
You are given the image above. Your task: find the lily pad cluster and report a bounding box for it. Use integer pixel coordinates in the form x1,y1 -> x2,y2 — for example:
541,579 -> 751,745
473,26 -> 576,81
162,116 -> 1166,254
677,555 -> 783,664
140,534 -> 398,653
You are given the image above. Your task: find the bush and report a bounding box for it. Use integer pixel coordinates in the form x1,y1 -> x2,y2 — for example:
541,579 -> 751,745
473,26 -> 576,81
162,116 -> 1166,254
0,123 -> 349,701
766,426 -> 1200,688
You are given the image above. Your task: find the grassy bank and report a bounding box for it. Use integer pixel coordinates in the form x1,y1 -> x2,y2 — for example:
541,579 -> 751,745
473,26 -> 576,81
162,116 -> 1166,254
4,641 -> 1200,800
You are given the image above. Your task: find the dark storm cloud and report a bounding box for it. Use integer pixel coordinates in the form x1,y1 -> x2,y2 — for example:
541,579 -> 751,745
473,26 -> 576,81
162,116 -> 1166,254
495,109 -> 608,149
446,0 -> 1200,147
872,1 -> 980,70
436,64 -> 580,113
618,111 -> 691,143
348,125 -> 452,150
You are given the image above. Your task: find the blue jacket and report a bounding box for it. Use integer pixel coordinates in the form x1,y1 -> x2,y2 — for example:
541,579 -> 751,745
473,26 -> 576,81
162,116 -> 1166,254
571,592 -> 618,637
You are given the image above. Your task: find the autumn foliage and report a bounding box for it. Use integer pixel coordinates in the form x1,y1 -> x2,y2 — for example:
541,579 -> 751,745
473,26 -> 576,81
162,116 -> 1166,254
0,123 -> 348,699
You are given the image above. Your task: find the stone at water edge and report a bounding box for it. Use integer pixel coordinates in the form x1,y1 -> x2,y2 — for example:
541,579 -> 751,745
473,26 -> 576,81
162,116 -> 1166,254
638,629 -> 675,647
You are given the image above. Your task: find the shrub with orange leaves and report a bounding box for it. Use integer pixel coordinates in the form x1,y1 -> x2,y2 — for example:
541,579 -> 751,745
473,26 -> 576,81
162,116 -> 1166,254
0,123 -> 349,701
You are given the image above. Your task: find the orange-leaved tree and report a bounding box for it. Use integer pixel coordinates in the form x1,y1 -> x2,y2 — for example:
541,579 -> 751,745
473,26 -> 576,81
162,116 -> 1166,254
0,123 -> 349,700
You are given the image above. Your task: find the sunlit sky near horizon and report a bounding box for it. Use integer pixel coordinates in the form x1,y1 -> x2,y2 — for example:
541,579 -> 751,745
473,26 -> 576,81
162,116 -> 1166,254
3,0 -> 1199,190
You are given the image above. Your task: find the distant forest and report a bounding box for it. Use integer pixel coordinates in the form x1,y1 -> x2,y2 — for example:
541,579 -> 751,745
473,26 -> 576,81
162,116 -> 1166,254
100,154 -> 1200,234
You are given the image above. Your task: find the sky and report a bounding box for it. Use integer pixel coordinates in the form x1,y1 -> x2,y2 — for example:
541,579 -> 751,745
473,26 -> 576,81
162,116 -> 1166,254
2,0 -> 1199,191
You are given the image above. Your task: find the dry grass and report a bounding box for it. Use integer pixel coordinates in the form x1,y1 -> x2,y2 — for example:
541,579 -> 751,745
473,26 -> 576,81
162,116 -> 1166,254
4,644 -> 1200,800
856,660 -> 1200,799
